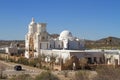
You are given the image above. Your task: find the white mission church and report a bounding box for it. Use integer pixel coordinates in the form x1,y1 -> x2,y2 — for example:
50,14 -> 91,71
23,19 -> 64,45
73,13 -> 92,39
25,18 -> 120,66
25,18 -> 84,60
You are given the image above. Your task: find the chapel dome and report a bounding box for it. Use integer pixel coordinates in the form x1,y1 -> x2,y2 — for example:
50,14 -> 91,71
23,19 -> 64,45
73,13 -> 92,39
59,30 -> 74,40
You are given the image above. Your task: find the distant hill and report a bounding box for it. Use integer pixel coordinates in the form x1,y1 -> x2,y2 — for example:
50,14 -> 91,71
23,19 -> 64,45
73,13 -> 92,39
97,37 -> 120,44
0,40 -> 25,48
85,36 -> 120,49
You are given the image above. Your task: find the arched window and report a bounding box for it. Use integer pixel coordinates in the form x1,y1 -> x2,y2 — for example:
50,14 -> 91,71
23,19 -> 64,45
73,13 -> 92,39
50,44 -> 51,48
40,43 -> 41,49
58,45 -> 60,48
42,36 -> 45,40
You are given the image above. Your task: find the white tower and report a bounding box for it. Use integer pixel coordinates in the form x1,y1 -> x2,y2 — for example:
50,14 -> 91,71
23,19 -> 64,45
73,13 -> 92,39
25,18 -> 49,58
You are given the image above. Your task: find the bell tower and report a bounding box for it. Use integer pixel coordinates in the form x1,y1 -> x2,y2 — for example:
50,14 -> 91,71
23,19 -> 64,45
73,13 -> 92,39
37,23 -> 48,41
25,18 -> 50,58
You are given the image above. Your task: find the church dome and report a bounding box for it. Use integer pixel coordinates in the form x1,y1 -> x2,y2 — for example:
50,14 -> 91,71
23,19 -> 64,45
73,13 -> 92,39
59,30 -> 74,40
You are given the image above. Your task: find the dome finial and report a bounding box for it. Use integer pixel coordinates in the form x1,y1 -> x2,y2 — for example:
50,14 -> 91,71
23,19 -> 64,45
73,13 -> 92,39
32,17 -> 35,22
29,17 -> 35,25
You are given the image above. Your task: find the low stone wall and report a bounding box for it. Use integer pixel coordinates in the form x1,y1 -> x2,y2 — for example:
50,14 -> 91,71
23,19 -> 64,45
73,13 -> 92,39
0,53 -> 8,59
0,53 -> 20,62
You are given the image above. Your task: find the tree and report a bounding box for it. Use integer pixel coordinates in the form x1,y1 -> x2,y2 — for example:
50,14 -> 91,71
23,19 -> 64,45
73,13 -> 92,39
17,57 -> 29,65
34,53 -> 48,68
36,54 -> 43,68
79,58 -> 87,69
64,55 -> 79,70
49,53 -> 57,70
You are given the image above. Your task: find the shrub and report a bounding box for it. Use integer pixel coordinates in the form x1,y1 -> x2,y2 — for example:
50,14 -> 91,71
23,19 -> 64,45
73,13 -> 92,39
73,70 -> 89,80
64,56 -> 79,70
63,71 -> 68,77
93,65 -> 120,80
17,57 -> 29,65
10,74 -> 33,80
79,58 -> 87,69
0,65 -> 7,79
0,55 -> 5,61
8,58 -> 14,62
35,71 -> 59,80
63,58 -> 73,70
29,59 -> 38,67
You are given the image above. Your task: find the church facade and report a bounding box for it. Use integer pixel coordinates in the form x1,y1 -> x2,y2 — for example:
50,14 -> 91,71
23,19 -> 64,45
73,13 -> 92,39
25,18 -> 85,58
24,18 -> 120,68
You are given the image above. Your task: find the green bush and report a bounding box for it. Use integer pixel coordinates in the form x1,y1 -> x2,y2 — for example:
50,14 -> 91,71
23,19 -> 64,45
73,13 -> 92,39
17,57 -> 29,65
29,59 -> 38,67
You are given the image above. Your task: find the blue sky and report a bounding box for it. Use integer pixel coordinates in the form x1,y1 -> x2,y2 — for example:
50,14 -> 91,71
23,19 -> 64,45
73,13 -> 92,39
0,0 -> 120,40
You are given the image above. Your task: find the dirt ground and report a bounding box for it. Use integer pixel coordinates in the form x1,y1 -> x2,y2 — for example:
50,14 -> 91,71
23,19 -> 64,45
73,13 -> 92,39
0,60 -> 97,80
52,70 -> 97,80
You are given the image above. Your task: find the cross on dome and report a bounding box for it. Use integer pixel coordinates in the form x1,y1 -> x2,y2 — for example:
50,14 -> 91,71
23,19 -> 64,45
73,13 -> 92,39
32,17 -> 35,22
30,17 -> 35,25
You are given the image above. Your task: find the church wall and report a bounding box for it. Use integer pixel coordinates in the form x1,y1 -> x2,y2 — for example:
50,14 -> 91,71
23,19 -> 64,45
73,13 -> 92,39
54,40 -> 63,49
49,39 -> 63,49
37,23 -> 46,33
40,42 -> 49,49
70,52 -> 104,64
33,24 -> 37,33
25,34 -> 29,50
49,39 -> 55,49
40,50 -> 70,63
40,33 -> 48,41
40,50 -> 105,64
28,24 -> 37,34
25,51 -> 29,58
104,53 -> 120,65
69,41 -> 80,50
